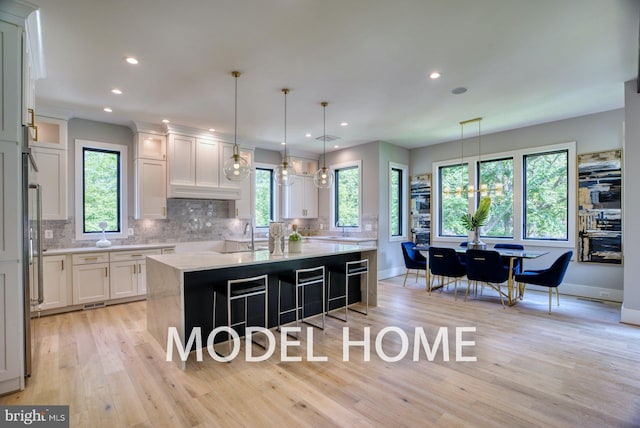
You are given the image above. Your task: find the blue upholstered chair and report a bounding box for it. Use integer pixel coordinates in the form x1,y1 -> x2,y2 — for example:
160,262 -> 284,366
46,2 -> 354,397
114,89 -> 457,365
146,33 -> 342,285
465,250 -> 510,307
514,251 -> 572,314
428,247 -> 466,298
494,243 -> 524,274
401,242 -> 427,288
457,241 -> 468,266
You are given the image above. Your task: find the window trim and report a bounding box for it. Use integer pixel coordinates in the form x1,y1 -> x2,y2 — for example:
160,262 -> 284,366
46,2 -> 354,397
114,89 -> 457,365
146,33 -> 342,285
389,162 -> 408,242
254,162 -> 278,228
432,141 -> 575,248
331,160 -> 362,232
75,139 -> 128,241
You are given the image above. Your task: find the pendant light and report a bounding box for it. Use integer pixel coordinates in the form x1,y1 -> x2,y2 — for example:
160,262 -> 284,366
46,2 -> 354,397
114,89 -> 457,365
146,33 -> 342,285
223,71 -> 251,182
274,88 -> 297,186
313,101 -> 334,189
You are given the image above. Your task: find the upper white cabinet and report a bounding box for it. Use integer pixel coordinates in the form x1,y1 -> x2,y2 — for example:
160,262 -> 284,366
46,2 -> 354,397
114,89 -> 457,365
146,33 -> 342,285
282,175 -> 318,218
166,132 -> 241,200
135,132 -> 166,161
31,115 -> 67,150
0,20 -> 22,142
32,147 -> 67,220
290,156 -> 318,176
134,132 -> 167,219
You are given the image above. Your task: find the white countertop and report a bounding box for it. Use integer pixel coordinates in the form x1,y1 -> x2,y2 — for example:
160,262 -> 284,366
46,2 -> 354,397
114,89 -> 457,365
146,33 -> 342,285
42,243 -> 175,256
147,242 -> 377,273
306,236 -> 377,243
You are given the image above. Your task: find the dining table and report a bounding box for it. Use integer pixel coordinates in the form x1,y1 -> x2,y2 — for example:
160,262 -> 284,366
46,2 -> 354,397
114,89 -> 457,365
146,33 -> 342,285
414,244 -> 549,305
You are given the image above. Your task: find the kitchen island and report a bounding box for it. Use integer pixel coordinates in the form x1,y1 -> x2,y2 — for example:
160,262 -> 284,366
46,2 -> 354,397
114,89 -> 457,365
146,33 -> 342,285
146,242 -> 377,367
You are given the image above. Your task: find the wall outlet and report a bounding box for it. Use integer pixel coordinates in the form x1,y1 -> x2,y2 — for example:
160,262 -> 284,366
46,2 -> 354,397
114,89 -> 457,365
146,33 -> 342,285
365,224 -> 372,231
128,228 -> 134,236
44,230 -> 53,239
319,224 -> 324,230
599,291 -> 611,298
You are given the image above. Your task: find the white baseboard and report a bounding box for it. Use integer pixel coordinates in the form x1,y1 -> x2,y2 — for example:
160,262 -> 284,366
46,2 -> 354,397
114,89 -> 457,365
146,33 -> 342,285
525,282 -> 622,303
378,267 -> 410,280
621,304 -> 640,326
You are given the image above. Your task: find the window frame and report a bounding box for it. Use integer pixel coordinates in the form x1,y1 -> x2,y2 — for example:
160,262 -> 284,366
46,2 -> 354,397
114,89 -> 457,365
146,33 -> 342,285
389,162 -> 408,241
254,163 -> 278,228
75,139 -> 128,241
331,160 -> 362,232
432,141 -> 575,248
477,156 -> 515,239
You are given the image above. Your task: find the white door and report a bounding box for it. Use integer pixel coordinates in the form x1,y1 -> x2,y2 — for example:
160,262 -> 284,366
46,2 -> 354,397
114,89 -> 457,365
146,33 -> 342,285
168,135 -> 196,186
72,263 -> 110,305
137,261 -> 147,295
195,138 -> 219,187
135,159 -> 166,219
40,256 -> 68,310
109,261 -> 138,299
303,176 -> 318,218
32,147 -> 67,220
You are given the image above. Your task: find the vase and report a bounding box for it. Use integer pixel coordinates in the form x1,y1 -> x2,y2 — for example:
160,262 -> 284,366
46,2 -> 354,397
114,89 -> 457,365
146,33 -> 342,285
288,240 -> 302,253
468,227 -> 487,250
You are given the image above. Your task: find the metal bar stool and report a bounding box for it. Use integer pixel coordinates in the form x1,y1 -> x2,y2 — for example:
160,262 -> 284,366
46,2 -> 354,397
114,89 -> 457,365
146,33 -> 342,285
278,266 -> 325,332
213,273 -> 268,356
327,259 -> 369,321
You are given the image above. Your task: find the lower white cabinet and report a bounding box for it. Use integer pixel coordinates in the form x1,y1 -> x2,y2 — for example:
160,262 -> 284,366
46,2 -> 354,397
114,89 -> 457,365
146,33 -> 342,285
72,261 -> 110,305
109,249 -> 160,298
40,255 -> 69,310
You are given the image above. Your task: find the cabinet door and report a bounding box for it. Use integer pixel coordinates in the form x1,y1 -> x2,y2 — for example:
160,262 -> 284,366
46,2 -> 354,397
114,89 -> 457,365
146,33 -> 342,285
109,261 -> 138,299
137,261 -> 147,295
31,116 -> 68,150
195,138 -> 219,187
0,261 -> 21,391
303,176 -> 318,218
282,182 -> 304,219
135,159 -> 166,219
72,263 -> 110,305
40,256 -> 69,310
0,21 -> 21,142
0,144 -> 20,261
32,147 -> 67,220
136,133 -> 166,160
167,134 -> 196,186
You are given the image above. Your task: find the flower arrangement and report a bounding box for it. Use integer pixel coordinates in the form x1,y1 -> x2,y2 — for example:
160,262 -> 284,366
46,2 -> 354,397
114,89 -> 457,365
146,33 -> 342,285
288,224 -> 302,253
461,196 -> 491,249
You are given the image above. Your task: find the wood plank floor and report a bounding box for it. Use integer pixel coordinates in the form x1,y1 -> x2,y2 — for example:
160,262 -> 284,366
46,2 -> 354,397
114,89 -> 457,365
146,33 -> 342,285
2,275 -> 640,427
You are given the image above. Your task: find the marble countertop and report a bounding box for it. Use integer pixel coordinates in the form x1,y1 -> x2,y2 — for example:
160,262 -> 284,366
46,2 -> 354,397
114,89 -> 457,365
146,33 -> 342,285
43,243 -> 175,256
306,236 -> 377,243
147,242 -> 377,273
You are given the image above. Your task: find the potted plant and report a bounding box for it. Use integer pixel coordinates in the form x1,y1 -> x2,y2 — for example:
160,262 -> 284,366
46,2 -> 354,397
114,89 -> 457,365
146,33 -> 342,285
461,196 -> 491,250
288,224 -> 302,253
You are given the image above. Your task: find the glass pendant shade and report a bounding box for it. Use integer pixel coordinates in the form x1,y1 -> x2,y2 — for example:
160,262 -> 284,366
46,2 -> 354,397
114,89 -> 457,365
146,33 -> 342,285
223,144 -> 250,181
313,166 -> 333,188
276,88 -> 296,186
314,101 -> 335,189
223,70 -> 250,182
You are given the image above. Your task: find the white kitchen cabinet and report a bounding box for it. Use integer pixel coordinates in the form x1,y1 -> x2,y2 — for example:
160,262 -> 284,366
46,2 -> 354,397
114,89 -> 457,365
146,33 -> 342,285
135,132 -> 166,161
40,255 -> 69,310
71,252 -> 110,305
0,144 -> 20,260
282,175 -> 318,218
233,148 -> 254,218
167,133 -> 240,199
134,159 -> 166,219
31,116 -> 68,150
290,156 -> 318,176
0,261 -> 21,391
32,146 -> 67,220
109,249 -> 160,297
0,20 -> 21,144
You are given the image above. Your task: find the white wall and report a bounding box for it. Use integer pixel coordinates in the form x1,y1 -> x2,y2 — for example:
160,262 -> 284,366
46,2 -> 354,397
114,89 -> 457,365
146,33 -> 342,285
410,109 -> 625,301
622,80 -> 640,324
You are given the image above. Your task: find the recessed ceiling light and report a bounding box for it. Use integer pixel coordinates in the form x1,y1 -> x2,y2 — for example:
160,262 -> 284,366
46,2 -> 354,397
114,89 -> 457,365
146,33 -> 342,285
281,141 -> 286,145
162,119 -> 170,123
305,133 -> 312,138
111,88 -> 123,95
334,145 -> 339,148
451,87 -> 468,95
209,128 -> 215,132
125,57 -> 139,65
429,71 -> 441,79
340,122 -> 348,127
103,107 -> 112,113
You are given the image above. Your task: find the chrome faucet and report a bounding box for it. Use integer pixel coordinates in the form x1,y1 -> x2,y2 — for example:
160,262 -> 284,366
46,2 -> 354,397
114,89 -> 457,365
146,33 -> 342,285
243,220 -> 255,250
336,220 -> 346,237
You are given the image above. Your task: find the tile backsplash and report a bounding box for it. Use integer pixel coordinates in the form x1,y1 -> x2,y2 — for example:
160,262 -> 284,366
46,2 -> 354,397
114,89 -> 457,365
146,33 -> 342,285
42,199 -> 379,250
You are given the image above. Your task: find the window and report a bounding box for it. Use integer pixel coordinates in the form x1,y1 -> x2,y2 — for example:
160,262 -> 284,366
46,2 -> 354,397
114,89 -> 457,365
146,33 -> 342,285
75,139 -> 128,240
255,167 -> 274,228
439,163 -> 469,237
333,161 -> 361,229
432,142 -> 575,246
389,163 -> 408,239
478,157 -> 514,238
524,150 -> 568,240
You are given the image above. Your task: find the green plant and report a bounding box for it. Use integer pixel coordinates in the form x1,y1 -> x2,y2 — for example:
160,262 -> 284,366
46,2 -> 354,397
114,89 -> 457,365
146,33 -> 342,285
461,197 -> 492,231
289,232 -> 301,242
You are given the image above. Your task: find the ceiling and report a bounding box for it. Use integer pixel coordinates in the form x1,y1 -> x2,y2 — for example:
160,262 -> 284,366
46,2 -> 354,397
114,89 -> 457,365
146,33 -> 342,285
31,0 -> 639,155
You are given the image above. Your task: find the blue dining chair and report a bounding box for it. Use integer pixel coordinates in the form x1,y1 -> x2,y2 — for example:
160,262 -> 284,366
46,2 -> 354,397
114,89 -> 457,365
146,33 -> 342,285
458,241 -> 468,266
494,243 -> 524,274
428,247 -> 466,298
465,249 -> 510,307
401,242 -> 427,288
514,251 -> 572,314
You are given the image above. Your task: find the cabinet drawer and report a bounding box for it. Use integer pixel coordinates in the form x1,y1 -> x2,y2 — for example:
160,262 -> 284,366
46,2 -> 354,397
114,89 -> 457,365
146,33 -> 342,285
72,252 -> 109,265
110,249 -> 161,262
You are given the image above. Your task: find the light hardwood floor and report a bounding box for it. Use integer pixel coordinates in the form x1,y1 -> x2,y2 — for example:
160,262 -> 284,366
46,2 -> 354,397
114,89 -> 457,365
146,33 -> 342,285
2,276 -> 640,427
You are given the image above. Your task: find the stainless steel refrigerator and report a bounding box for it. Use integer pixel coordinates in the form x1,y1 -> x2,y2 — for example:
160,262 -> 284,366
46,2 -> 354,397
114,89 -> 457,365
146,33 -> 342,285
22,125 -> 43,378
